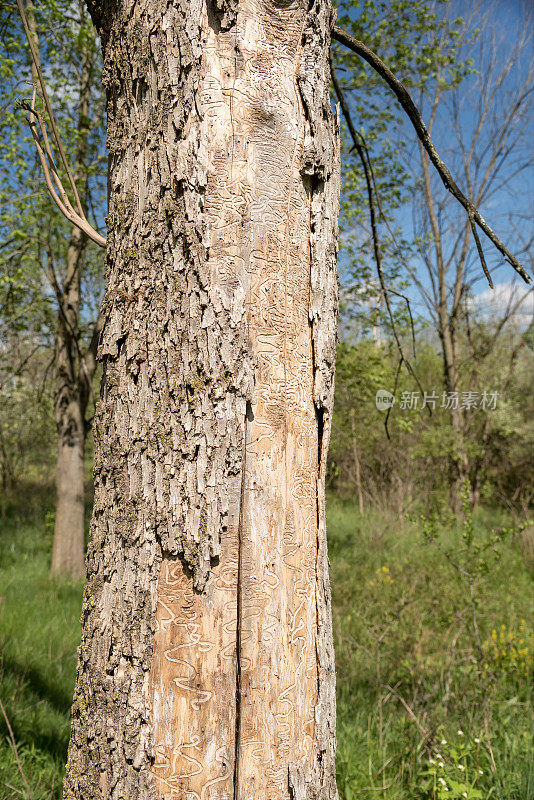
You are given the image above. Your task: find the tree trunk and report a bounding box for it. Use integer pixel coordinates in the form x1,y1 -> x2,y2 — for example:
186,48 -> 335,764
48,3 -> 95,579
51,373 -> 86,579
420,141 -> 469,517
25,0 -> 93,578
51,220 -> 87,580
448,405 -> 469,515
444,331 -> 468,515
437,319 -> 468,515
350,409 -> 363,513
65,0 -> 340,798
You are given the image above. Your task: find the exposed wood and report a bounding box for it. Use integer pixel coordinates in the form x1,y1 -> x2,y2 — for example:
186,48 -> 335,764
65,0 -> 340,797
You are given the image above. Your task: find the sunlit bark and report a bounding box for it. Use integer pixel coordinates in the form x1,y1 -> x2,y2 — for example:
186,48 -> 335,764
64,0 -> 340,796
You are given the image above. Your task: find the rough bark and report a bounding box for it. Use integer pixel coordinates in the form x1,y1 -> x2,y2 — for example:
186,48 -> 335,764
65,0 -> 340,797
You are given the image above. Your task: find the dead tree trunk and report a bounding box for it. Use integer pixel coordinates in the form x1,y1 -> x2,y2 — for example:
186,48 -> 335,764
65,0 -> 340,798
440,320 -> 468,515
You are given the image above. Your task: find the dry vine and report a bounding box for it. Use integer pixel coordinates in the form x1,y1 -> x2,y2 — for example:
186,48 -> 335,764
15,0 -> 105,248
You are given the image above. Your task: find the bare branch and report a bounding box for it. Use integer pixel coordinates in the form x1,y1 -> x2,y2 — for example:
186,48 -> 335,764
17,0 -> 83,213
332,26 -> 531,285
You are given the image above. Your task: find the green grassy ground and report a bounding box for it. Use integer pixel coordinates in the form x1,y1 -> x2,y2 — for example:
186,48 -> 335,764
329,499 -> 534,799
0,489 -> 82,799
0,492 -> 532,799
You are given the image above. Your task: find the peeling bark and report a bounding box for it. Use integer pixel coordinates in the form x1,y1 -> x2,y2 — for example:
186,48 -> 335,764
66,0 -> 340,796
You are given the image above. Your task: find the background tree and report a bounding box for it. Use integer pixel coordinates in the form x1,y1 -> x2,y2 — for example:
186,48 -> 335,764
329,0 -> 533,515
0,0 -> 106,576
332,0 -> 475,338
406,3 -> 533,511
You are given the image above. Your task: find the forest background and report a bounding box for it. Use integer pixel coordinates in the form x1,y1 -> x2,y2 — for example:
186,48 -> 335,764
0,0 -> 532,798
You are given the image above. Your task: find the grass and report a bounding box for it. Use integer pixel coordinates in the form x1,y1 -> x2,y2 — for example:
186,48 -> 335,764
0,490 -> 532,799
330,498 -> 534,799
0,488 -> 82,800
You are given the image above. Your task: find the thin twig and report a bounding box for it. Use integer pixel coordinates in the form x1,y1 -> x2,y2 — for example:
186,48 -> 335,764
469,213 -> 493,289
352,769 -> 402,794
385,684 -> 429,740
0,696 -> 34,800
356,128 -> 429,345
3,783 -> 25,797
332,26 -> 531,285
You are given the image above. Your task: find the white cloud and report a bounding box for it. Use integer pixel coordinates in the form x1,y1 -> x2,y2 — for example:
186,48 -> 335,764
469,281 -> 534,326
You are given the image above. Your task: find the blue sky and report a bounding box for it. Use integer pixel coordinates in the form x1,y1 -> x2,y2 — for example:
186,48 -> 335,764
334,0 -> 533,331
3,0 -> 531,335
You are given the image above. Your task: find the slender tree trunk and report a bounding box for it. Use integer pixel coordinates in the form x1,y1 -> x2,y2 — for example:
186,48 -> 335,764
50,218 -> 87,579
0,425 -> 15,492
65,0 -> 340,797
442,327 -> 468,515
48,4 -> 95,578
448,411 -> 468,514
25,0 -> 93,577
420,140 -> 469,516
350,409 -> 364,513
437,305 -> 468,514
51,341 -> 86,578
